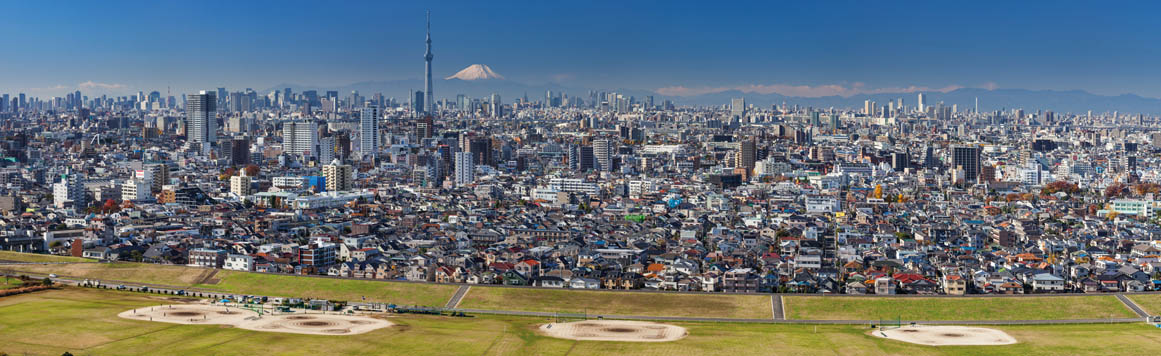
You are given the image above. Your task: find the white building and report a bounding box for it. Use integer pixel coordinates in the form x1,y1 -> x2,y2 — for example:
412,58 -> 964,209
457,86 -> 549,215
454,151 -> 474,186
223,254 -> 255,271
359,106 -> 379,158
230,174 -> 252,197
548,178 -> 599,195
121,179 -> 152,202
282,121 -> 319,158
805,195 -> 841,213
53,169 -> 87,209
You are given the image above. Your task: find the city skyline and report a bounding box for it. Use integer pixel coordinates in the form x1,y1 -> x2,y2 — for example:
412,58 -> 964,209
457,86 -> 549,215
2,1 -> 1161,100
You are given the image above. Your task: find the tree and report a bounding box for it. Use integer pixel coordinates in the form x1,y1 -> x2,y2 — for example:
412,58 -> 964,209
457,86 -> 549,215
41,277 -> 54,286
873,185 -> 883,199
244,164 -> 260,177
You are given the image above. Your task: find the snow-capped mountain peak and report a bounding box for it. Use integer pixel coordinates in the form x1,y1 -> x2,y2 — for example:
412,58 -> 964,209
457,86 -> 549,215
445,64 -> 505,80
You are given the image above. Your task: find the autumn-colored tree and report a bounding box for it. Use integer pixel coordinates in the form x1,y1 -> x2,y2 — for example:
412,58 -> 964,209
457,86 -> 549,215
1005,193 -> 1022,202
244,164 -> 260,177
1133,182 -> 1161,196
1105,183 -> 1128,198
1041,181 -> 1078,195
101,199 -> 120,213
873,185 -> 883,199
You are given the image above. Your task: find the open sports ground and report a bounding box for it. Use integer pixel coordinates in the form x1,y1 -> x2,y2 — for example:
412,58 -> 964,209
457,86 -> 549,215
4,287 -> 1161,355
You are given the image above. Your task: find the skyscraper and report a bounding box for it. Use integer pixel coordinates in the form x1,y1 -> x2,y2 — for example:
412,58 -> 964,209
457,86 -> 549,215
360,106 -> 380,159
730,98 -> 746,119
187,91 -> 217,150
917,93 -> 927,112
423,11 -> 434,115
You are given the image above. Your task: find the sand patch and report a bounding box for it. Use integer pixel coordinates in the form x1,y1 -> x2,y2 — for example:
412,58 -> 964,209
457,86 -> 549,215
539,320 -> 687,342
871,325 -> 1017,346
118,304 -> 392,335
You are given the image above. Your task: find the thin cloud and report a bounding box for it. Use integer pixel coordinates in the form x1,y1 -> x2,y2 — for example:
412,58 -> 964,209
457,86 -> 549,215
656,83 -> 964,98
78,81 -> 128,90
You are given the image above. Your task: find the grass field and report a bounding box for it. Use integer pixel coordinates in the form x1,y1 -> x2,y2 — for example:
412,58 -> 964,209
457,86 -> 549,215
0,261 -> 457,306
0,261 -> 210,286
458,287 -> 772,319
3,287 -> 1161,356
1128,294 -> 1161,316
197,270 -> 457,307
0,250 -> 92,263
784,295 -> 1138,321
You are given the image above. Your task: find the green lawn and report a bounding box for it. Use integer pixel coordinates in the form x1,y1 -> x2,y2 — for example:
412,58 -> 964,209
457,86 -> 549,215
196,270 -> 457,307
0,250 -> 92,263
3,287 -> 1161,356
459,287 -> 772,319
784,295 -> 1138,321
1128,294 -> 1161,316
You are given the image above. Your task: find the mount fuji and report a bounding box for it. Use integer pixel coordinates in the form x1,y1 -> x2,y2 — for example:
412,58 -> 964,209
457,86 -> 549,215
445,64 -> 505,81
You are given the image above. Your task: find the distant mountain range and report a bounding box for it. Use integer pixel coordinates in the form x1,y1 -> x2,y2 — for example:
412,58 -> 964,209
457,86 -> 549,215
265,79 -> 1161,115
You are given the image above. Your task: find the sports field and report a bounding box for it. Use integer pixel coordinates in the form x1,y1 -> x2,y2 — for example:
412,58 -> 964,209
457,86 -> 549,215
0,250 -> 91,263
3,287 -> 1161,356
458,287 -> 772,319
784,295 -> 1138,320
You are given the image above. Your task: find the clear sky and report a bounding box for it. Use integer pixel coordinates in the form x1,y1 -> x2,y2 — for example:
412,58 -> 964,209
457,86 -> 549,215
2,1 -> 1159,98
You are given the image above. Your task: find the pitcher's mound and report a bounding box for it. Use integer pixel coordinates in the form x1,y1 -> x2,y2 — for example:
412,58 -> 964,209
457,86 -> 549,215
539,320 -> 687,342
871,325 -> 1017,346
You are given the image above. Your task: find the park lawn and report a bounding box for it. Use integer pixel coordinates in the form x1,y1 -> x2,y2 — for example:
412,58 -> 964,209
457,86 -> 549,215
0,250 -> 92,263
195,270 -> 457,307
1128,294 -> 1161,316
458,286 -> 772,319
784,295 -> 1138,321
4,287 -> 1161,356
1,261 -> 210,286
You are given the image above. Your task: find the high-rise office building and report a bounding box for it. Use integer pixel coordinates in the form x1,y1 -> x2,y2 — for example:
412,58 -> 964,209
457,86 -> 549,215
917,93 -> 927,112
454,151 -> 474,186
490,93 -> 502,118
323,160 -> 354,192
952,145 -> 982,183
186,91 -> 217,150
360,106 -> 380,159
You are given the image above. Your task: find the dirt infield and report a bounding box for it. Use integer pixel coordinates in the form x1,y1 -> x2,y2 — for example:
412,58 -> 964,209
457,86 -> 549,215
871,325 -> 1018,346
538,320 -> 687,342
118,304 -> 393,335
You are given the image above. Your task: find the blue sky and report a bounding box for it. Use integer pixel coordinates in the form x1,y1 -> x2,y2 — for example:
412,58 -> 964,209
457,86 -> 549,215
2,1 -> 1160,98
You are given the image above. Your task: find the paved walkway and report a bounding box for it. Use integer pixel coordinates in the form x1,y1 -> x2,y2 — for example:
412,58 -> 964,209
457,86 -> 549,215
771,295 -> 785,320
445,285 -> 471,309
1115,294 -> 1150,317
